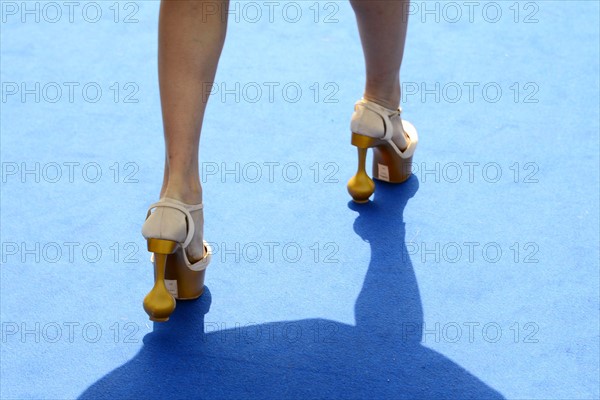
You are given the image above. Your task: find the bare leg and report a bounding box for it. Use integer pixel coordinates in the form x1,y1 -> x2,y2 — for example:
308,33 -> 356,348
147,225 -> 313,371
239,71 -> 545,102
350,0 -> 410,149
157,0 -> 228,261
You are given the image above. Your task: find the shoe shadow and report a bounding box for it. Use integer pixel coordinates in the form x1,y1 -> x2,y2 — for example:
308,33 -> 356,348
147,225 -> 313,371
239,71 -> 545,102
79,177 -> 504,399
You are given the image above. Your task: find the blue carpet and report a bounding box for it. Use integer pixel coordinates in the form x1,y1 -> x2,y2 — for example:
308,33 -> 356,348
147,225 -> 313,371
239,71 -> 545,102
1,1 -> 599,399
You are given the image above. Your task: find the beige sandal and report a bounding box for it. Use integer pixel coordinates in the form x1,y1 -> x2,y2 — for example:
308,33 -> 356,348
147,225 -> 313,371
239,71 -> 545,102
347,98 -> 419,203
141,197 -> 212,322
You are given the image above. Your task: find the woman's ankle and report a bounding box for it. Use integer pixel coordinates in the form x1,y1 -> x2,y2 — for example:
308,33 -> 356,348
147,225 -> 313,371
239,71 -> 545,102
162,178 -> 203,204
363,93 -> 400,111
364,77 -> 401,110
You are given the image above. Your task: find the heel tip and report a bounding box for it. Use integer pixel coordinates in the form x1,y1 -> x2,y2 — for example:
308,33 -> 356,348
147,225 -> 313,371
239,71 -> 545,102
149,316 -> 170,322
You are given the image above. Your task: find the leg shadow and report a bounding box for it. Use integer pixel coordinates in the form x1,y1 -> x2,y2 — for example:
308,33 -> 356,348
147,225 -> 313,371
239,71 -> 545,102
80,177 -> 504,399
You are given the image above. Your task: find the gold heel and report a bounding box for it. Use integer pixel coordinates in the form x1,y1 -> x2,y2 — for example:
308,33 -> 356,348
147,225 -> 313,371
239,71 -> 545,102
347,133 -> 378,203
143,239 -> 178,322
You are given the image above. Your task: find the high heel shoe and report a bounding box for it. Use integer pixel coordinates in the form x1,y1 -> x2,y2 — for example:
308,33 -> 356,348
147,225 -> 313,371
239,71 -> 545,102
347,98 -> 418,203
141,197 -> 212,322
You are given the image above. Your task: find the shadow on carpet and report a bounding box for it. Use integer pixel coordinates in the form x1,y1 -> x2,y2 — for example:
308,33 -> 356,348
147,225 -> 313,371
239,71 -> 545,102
80,177 -> 504,399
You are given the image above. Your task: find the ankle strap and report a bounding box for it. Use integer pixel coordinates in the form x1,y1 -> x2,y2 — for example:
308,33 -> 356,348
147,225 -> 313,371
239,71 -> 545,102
356,99 -> 402,141
145,197 -> 203,248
